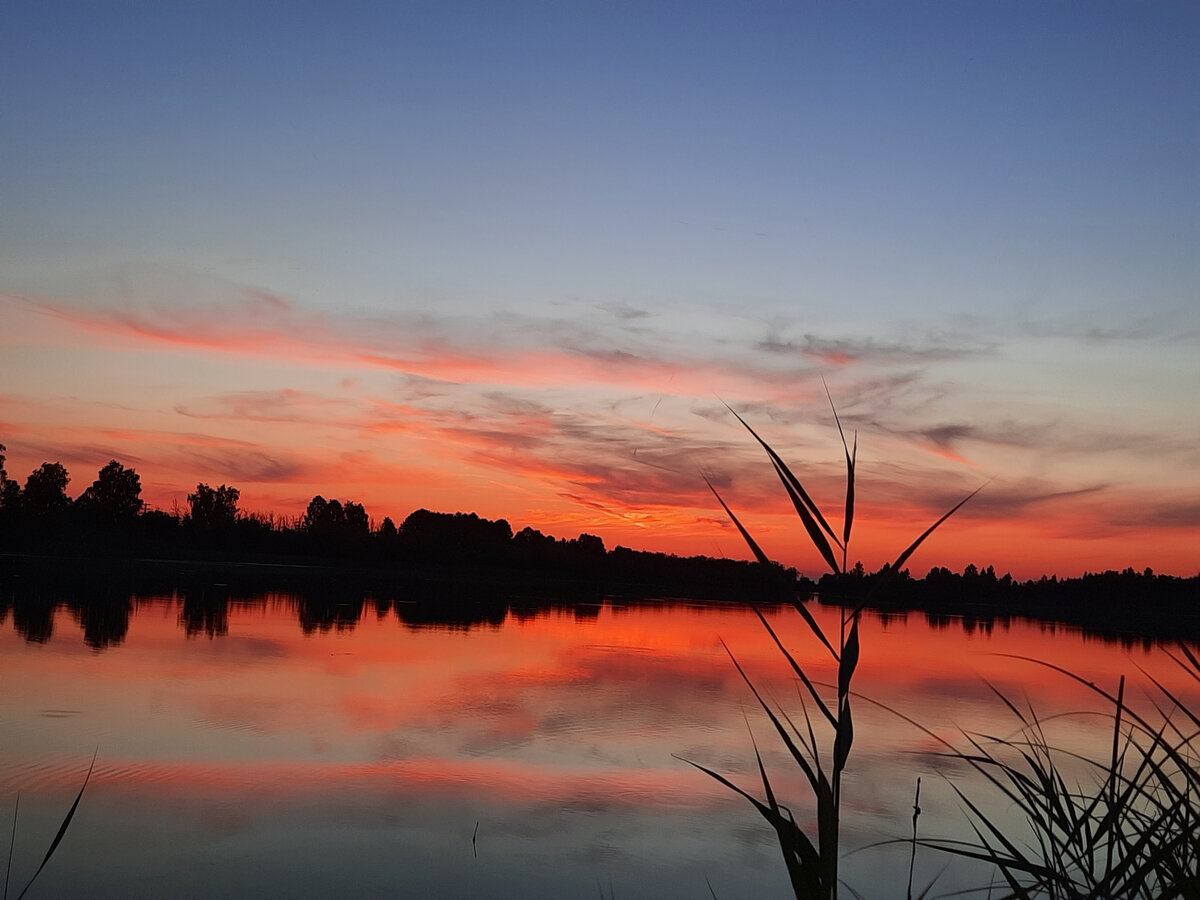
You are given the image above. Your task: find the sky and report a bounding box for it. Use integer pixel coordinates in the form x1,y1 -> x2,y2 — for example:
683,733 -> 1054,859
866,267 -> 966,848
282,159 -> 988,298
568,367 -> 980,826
1,1 -> 1197,579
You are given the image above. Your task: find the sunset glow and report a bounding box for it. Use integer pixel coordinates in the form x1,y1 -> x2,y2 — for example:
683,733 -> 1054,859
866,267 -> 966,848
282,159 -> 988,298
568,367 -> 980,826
2,3 -> 1197,579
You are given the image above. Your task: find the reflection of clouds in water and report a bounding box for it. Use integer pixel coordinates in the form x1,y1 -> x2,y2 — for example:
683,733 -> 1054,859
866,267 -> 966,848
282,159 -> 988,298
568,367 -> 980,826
206,635 -> 289,662
7,600 -> 1198,899
195,695 -> 287,735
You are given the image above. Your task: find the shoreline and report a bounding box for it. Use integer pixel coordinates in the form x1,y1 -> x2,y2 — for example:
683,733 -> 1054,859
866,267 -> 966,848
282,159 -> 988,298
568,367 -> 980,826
3,550 -> 1197,646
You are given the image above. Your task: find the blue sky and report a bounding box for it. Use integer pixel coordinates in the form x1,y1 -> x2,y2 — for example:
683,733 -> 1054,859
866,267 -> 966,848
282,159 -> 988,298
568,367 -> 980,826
2,1 -> 1198,576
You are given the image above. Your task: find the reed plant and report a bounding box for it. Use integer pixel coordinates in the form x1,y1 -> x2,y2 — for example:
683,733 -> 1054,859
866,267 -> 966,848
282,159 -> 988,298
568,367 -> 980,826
679,402 -> 978,900
874,647 -> 1200,898
4,753 -> 94,900
686,403 -> 1199,898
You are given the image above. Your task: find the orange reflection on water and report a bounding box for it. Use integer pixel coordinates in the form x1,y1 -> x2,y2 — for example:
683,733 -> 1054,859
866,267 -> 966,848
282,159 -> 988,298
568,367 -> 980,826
2,596 -> 1197,899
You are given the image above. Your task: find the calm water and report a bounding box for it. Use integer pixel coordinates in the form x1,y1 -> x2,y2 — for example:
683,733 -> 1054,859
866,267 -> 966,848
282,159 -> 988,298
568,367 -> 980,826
2,590 -> 1197,899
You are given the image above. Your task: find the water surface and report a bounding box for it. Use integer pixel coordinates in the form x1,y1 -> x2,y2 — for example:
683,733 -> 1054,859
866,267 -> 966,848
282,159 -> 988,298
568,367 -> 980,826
2,591 -> 1195,898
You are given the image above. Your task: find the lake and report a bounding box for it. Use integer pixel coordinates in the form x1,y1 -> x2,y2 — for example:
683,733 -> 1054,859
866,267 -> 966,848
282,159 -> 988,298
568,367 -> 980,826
2,587 -> 1197,898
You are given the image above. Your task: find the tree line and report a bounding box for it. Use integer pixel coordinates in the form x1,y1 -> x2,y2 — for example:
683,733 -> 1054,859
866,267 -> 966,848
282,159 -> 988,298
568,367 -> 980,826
0,446 -> 598,561
1,446 -> 1195,632
0,447 -> 793,597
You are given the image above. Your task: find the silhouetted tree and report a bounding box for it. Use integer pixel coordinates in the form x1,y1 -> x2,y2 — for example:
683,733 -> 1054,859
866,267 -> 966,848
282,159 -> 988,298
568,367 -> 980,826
304,495 -> 370,540
399,509 -> 513,562
343,501 -> 369,537
0,478 -> 17,511
137,508 -> 182,544
378,516 -> 397,538
23,462 -> 71,518
573,533 -> 605,556
513,525 -> 555,551
76,460 -> 143,522
304,495 -> 333,532
187,483 -> 239,530
0,444 -> 18,529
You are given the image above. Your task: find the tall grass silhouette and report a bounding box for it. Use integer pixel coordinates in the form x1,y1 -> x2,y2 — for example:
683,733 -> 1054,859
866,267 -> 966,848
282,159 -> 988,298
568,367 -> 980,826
683,403 -> 1199,898
873,647 -> 1200,897
4,753 -> 94,900
678,400 -> 978,900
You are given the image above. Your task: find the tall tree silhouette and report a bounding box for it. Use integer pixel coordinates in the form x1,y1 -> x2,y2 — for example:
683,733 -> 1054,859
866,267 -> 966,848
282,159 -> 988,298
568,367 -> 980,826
304,495 -> 370,539
77,460 -> 143,522
187,483 -> 239,530
0,443 -> 18,509
342,501 -> 369,536
303,495 -> 340,534
400,509 -> 513,562
23,462 -> 71,516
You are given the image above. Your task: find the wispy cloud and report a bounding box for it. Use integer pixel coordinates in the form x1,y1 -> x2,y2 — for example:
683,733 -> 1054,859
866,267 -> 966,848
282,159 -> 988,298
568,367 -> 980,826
4,267 -> 1198,577
1015,308 -> 1200,344
176,389 -> 348,425
755,329 -> 993,366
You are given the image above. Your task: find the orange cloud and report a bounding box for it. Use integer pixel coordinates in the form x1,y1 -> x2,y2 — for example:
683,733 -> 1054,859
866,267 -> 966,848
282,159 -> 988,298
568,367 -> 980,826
5,286 -> 1197,579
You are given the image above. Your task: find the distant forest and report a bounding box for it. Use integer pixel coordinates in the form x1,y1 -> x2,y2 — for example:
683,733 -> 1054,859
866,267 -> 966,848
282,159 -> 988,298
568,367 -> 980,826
1,449 -> 1197,640
0,449 -> 793,601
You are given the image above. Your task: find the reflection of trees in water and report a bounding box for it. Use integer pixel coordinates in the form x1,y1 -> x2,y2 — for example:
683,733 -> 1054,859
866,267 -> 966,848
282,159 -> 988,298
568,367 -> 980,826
394,596 -> 508,630
2,562 -> 1196,649
180,588 -> 231,638
4,589 -> 134,647
8,593 -> 58,643
295,590 -> 364,635
1,578 -> 648,646
65,590 -> 132,650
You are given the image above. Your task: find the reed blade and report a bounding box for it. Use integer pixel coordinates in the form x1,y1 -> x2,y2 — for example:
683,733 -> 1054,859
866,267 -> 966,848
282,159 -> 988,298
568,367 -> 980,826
4,795 -> 17,900
751,608 -> 839,722
16,752 -> 95,900
787,597 -> 838,660
843,433 -> 856,549
674,756 -> 773,817
890,485 -> 984,573
833,695 -> 854,774
822,379 -> 856,549
739,619 -> 835,734
705,480 -> 771,567
837,614 -> 860,700
770,459 -> 843,575
723,642 -> 830,783
724,404 -> 843,548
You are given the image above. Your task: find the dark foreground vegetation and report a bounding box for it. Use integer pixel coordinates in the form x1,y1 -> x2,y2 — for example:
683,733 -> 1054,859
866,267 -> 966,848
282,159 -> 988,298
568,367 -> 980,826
814,563 -> 1200,645
0,447 -> 793,603
0,445 -> 1197,643
4,426 -> 1199,898
687,403 -> 1200,899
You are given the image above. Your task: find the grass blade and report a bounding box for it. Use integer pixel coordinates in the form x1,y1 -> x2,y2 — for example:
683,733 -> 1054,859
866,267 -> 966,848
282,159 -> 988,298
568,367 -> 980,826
16,752 -> 95,900
907,778 -> 921,900
769,458 -> 843,575
837,615 -> 859,700
753,607 -> 839,705
5,795 -> 17,900
1104,675 -> 1126,884
706,480 -> 771,566
833,695 -> 853,774
724,404 -> 844,555
786,598 -> 837,660
821,378 -> 856,550
843,433 -> 856,550
724,641 -> 835,767
890,485 -> 984,572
